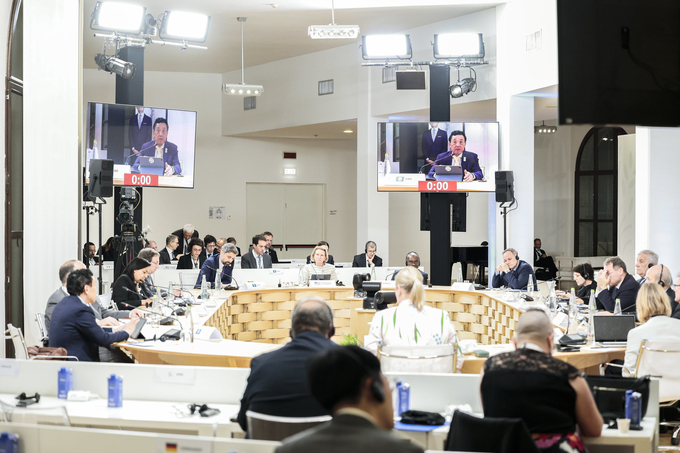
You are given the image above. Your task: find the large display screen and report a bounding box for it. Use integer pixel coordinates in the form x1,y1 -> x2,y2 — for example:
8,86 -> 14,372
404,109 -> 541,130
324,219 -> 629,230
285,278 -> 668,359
85,102 -> 197,189
377,122 -> 499,192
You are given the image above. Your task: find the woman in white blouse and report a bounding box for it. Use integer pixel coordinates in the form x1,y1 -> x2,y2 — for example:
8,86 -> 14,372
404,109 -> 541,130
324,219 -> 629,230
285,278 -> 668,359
623,282 -> 680,377
365,266 -> 461,368
299,246 -> 337,286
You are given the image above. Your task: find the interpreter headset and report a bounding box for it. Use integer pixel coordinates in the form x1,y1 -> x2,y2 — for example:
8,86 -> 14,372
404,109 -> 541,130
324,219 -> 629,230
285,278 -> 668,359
659,264 -> 666,287
290,297 -> 335,338
365,241 -> 376,253
343,348 -> 385,403
405,252 -> 419,266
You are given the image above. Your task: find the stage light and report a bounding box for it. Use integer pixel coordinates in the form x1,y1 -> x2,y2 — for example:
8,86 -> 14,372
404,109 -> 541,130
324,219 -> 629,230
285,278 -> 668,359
534,121 -> 557,134
159,11 -> 211,43
223,17 -> 264,97
94,53 -> 136,78
361,34 -> 412,61
309,24 -> 360,39
91,2 -> 146,34
434,33 -> 484,59
450,77 -> 476,98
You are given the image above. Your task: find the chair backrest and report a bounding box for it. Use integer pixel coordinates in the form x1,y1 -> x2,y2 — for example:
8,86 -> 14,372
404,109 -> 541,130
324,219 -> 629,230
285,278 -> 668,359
636,339 -> 680,403
179,271 -> 200,290
0,400 -> 70,426
445,410 -> 539,453
379,344 -> 456,373
35,313 -> 48,344
246,410 -> 331,441
5,324 -> 28,360
98,292 -> 114,311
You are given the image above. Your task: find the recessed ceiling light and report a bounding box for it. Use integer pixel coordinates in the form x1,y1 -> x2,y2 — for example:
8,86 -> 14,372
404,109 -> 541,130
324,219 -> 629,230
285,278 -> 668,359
343,129 -> 353,133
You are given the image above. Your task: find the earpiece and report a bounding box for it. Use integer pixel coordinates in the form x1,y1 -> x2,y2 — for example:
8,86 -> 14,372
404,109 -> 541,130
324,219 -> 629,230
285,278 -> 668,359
659,264 -> 665,287
583,272 -> 589,280
515,254 -> 519,260
648,263 -> 654,269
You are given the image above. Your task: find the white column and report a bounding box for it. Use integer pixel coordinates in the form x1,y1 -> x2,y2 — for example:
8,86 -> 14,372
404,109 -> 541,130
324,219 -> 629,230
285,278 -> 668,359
635,127 -> 680,274
617,135 -> 637,268
23,0 -> 80,346
356,62 -> 390,264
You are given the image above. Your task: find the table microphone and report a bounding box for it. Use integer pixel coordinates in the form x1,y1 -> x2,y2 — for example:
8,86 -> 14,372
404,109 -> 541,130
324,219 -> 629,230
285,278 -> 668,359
418,154 -> 451,174
203,263 -> 241,290
118,302 -> 184,331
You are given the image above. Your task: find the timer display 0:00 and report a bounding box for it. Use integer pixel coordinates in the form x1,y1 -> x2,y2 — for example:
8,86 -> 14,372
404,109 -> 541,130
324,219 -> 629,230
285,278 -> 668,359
425,181 -> 450,191
124,173 -> 159,186
131,174 -> 153,185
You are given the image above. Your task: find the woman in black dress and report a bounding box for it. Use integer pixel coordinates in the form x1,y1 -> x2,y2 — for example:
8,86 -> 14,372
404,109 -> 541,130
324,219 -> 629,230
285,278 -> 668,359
112,257 -> 152,309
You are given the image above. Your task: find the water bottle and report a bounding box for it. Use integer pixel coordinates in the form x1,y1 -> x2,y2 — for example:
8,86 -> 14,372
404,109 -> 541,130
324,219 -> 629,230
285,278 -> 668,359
569,288 -> 578,320
58,367 -> 72,399
108,374 -> 123,408
0,432 -> 19,453
625,390 -> 642,427
397,381 -> 410,416
458,266 -> 464,283
587,290 -> 596,343
546,281 -> 557,313
214,267 -> 221,295
527,274 -> 535,297
167,281 -> 175,303
200,274 -> 209,300
614,298 -> 622,315
92,139 -> 99,159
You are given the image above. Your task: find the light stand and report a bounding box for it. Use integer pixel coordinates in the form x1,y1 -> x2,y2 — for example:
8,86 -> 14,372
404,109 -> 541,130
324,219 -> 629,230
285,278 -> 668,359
82,197 -> 107,294
499,197 -> 517,250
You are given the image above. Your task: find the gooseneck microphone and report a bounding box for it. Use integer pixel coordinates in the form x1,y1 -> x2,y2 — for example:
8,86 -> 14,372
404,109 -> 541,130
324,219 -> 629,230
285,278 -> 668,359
203,263 -> 240,290
418,153 -> 452,174
127,142 -> 158,166
118,302 -> 184,331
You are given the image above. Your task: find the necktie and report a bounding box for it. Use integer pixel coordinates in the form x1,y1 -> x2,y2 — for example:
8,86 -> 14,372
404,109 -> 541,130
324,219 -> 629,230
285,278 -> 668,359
155,145 -> 163,158
611,287 -> 619,301
138,115 -> 142,128
431,129 -> 436,141
258,255 -> 262,269
453,155 -> 461,166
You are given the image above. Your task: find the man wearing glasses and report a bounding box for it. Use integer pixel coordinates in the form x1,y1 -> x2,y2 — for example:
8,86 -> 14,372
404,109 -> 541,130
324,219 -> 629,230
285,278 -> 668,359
672,273 -> 680,319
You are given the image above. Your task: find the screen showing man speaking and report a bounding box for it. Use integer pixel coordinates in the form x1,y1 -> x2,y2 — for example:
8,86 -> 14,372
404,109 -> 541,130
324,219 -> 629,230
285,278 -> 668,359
85,102 -> 197,189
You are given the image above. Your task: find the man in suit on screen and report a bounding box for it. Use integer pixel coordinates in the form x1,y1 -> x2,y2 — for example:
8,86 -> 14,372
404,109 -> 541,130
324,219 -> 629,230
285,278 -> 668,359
128,106 -> 152,160
428,130 -> 483,182
422,122 -> 448,163
132,118 -> 181,176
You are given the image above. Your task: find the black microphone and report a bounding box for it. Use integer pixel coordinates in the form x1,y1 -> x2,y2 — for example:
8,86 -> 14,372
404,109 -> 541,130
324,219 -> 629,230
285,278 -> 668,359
127,142 -> 158,167
384,270 -> 398,281
118,302 -> 184,331
418,153 -> 452,174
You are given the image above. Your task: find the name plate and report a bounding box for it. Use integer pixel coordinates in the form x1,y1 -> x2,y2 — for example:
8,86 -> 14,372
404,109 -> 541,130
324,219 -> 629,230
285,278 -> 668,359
241,281 -> 266,290
309,280 -> 336,288
452,282 -> 475,291
381,281 -> 396,290
194,326 -> 223,341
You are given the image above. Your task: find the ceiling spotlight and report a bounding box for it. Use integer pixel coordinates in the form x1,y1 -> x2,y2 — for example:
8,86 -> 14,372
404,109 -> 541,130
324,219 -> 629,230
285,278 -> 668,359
159,11 -> 211,43
223,17 -> 264,97
434,33 -> 485,60
361,34 -> 412,61
450,78 -> 476,98
91,1 -> 146,33
309,0 -> 359,39
343,129 -> 353,133
94,53 -> 135,78
534,121 -> 557,134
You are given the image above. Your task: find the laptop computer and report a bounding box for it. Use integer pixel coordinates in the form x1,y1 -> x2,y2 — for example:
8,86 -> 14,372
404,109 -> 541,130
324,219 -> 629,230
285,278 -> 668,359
593,315 -> 636,346
434,165 -> 463,181
137,156 -> 164,176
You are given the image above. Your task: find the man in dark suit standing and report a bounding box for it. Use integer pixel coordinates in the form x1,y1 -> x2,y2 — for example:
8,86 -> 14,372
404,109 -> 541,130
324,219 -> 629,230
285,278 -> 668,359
421,122 -> 448,163
49,268 -> 139,362
132,118 -> 182,176
275,345 -> 423,453
241,234 -> 273,269
128,106 -> 152,162
596,256 -> 640,313
352,241 -> 383,268
238,297 -> 337,431
171,224 -> 199,256
83,242 -> 98,268
159,234 -> 180,265
263,231 -> 279,264
428,130 -> 483,181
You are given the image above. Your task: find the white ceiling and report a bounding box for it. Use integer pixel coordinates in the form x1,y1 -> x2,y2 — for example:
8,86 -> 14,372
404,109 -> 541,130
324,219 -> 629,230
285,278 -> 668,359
82,0 -> 502,74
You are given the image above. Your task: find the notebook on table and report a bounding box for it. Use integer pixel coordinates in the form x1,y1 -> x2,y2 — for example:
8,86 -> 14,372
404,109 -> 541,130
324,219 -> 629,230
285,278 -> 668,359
593,315 -> 636,346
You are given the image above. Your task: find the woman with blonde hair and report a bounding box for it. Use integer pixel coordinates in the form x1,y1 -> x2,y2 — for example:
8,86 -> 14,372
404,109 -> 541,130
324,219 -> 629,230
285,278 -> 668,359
622,282 -> 680,376
365,267 -> 460,366
299,245 -> 337,286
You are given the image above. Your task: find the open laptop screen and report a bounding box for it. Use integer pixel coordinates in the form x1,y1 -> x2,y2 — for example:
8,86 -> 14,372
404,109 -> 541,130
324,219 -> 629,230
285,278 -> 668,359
593,315 -> 636,342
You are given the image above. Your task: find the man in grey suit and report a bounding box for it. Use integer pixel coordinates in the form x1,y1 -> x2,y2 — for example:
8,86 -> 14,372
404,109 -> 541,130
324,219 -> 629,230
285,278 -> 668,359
45,260 -> 144,361
241,234 -> 273,269
275,345 -> 423,453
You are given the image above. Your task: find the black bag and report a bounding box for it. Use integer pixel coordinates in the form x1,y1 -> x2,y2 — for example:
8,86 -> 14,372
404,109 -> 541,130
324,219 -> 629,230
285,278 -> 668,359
585,375 -> 650,422
399,410 -> 446,426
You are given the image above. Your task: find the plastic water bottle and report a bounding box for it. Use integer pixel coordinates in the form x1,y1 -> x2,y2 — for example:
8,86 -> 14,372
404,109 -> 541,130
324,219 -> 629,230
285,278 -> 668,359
569,288 -> 578,320
92,139 -> 99,159
587,290 -> 597,343
200,274 -> 209,300
527,274 -> 535,297
614,298 -> 622,315
214,267 -> 221,295
58,367 -> 72,399
108,374 -> 123,408
167,281 -> 175,303
458,266 -> 464,283
546,281 -> 557,313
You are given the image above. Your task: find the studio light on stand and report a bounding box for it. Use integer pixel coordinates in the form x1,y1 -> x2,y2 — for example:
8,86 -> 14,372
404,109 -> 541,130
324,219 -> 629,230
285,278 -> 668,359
450,67 -> 477,98
361,34 -> 412,62
223,17 -> 264,97
308,0 -> 359,39
433,33 -> 485,62
91,1 -> 146,33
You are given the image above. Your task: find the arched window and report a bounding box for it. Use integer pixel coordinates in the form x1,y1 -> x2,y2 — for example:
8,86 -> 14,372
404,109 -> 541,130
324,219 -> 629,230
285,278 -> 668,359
574,127 -> 626,257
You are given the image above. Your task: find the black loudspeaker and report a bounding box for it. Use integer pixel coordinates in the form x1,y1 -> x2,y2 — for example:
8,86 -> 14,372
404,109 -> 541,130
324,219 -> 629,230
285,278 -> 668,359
429,65 -> 450,122
396,71 -> 426,90
495,171 -> 514,202
88,159 -> 114,198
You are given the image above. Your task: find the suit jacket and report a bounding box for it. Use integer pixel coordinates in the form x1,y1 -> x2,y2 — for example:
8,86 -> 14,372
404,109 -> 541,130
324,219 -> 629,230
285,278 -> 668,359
159,247 -> 174,265
266,248 -> 279,264
48,295 -> 129,362
667,287 -> 677,314
176,254 -> 206,270
194,254 -> 235,289
83,254 -> 99,268
91,299 -> 133,363
352,253 -> 383,268
623,315 -> 680,376
238,331 -> 337,432
171,229 -> 200,256
132,140 -> 182,175
241,251 -> 273,269
391,268 -> 428,285
307,254 -> 335,265
112,274 -> 144,309
673,304 -> 680,320
45,287 -> 69,334
491,260 -> 538,290
534,247 -> 546,265
128,113 -> 152,154
427,150 -> 483,180
596,273 -> 639,313
140,275 -> 166,299
421,128 -> 448,161
275,413 -> 423,453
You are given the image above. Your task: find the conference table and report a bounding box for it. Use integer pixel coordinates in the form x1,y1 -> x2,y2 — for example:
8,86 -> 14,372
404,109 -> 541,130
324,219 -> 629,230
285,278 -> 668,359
115,282 -> 623,374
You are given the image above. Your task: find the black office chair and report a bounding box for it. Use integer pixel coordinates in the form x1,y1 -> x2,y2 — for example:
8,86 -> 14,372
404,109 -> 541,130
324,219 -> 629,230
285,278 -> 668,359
445,410 -> 538,453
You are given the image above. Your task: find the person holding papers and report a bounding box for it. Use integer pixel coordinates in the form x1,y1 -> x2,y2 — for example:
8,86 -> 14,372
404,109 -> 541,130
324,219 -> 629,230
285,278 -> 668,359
194,243 -> 238,289
300,246 -> 337,286
491,248 -> 538,291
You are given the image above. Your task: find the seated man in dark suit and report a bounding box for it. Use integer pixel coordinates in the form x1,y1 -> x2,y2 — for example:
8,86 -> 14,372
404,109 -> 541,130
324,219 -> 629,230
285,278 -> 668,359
263,231 -> 279,264
238,297 -> 338,432
159,234 -> 180,265
646,264 -> 676,312
533,238 -> 559,280
49,268 -> 139,362
200,235 -> 217,260
275,345 -> 423,453
83,242 -> 98,268
306,241 -> 335,265
172,224 -> 199,256
226,237 -> 242,256
390,252 -> 428,284
132,117 -> 181,176
491,248 -> 538,290
352,241 -> 383,268
195,243 -> 238,289
596,256 -> 639,313
427,130 -> 483,182
241,234 -> 273,269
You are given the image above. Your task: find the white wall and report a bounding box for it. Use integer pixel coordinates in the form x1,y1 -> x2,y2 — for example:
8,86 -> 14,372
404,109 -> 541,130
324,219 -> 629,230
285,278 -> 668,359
23,0 -> 80,347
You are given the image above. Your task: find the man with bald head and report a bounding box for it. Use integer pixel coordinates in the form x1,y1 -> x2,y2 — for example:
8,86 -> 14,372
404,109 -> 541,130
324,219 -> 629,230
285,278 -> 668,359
237,297 -> 338,431
672,273 -> 680,320
646,264 -> 676,312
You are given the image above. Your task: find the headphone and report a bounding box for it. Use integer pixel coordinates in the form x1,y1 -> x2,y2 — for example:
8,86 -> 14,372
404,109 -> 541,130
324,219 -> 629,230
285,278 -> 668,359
648,262 -> 654,269
405,252 -> 419,266
659,264 -> 665,287
365,241 -> 376,253
343,348 -> 385,403
515,254 -> 519,260
290,297 -> 335,338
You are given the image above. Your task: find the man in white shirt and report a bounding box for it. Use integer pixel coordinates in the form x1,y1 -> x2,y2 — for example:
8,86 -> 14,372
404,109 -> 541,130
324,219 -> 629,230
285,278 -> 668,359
83,242 -> 98,268
241,234 -> 272,269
